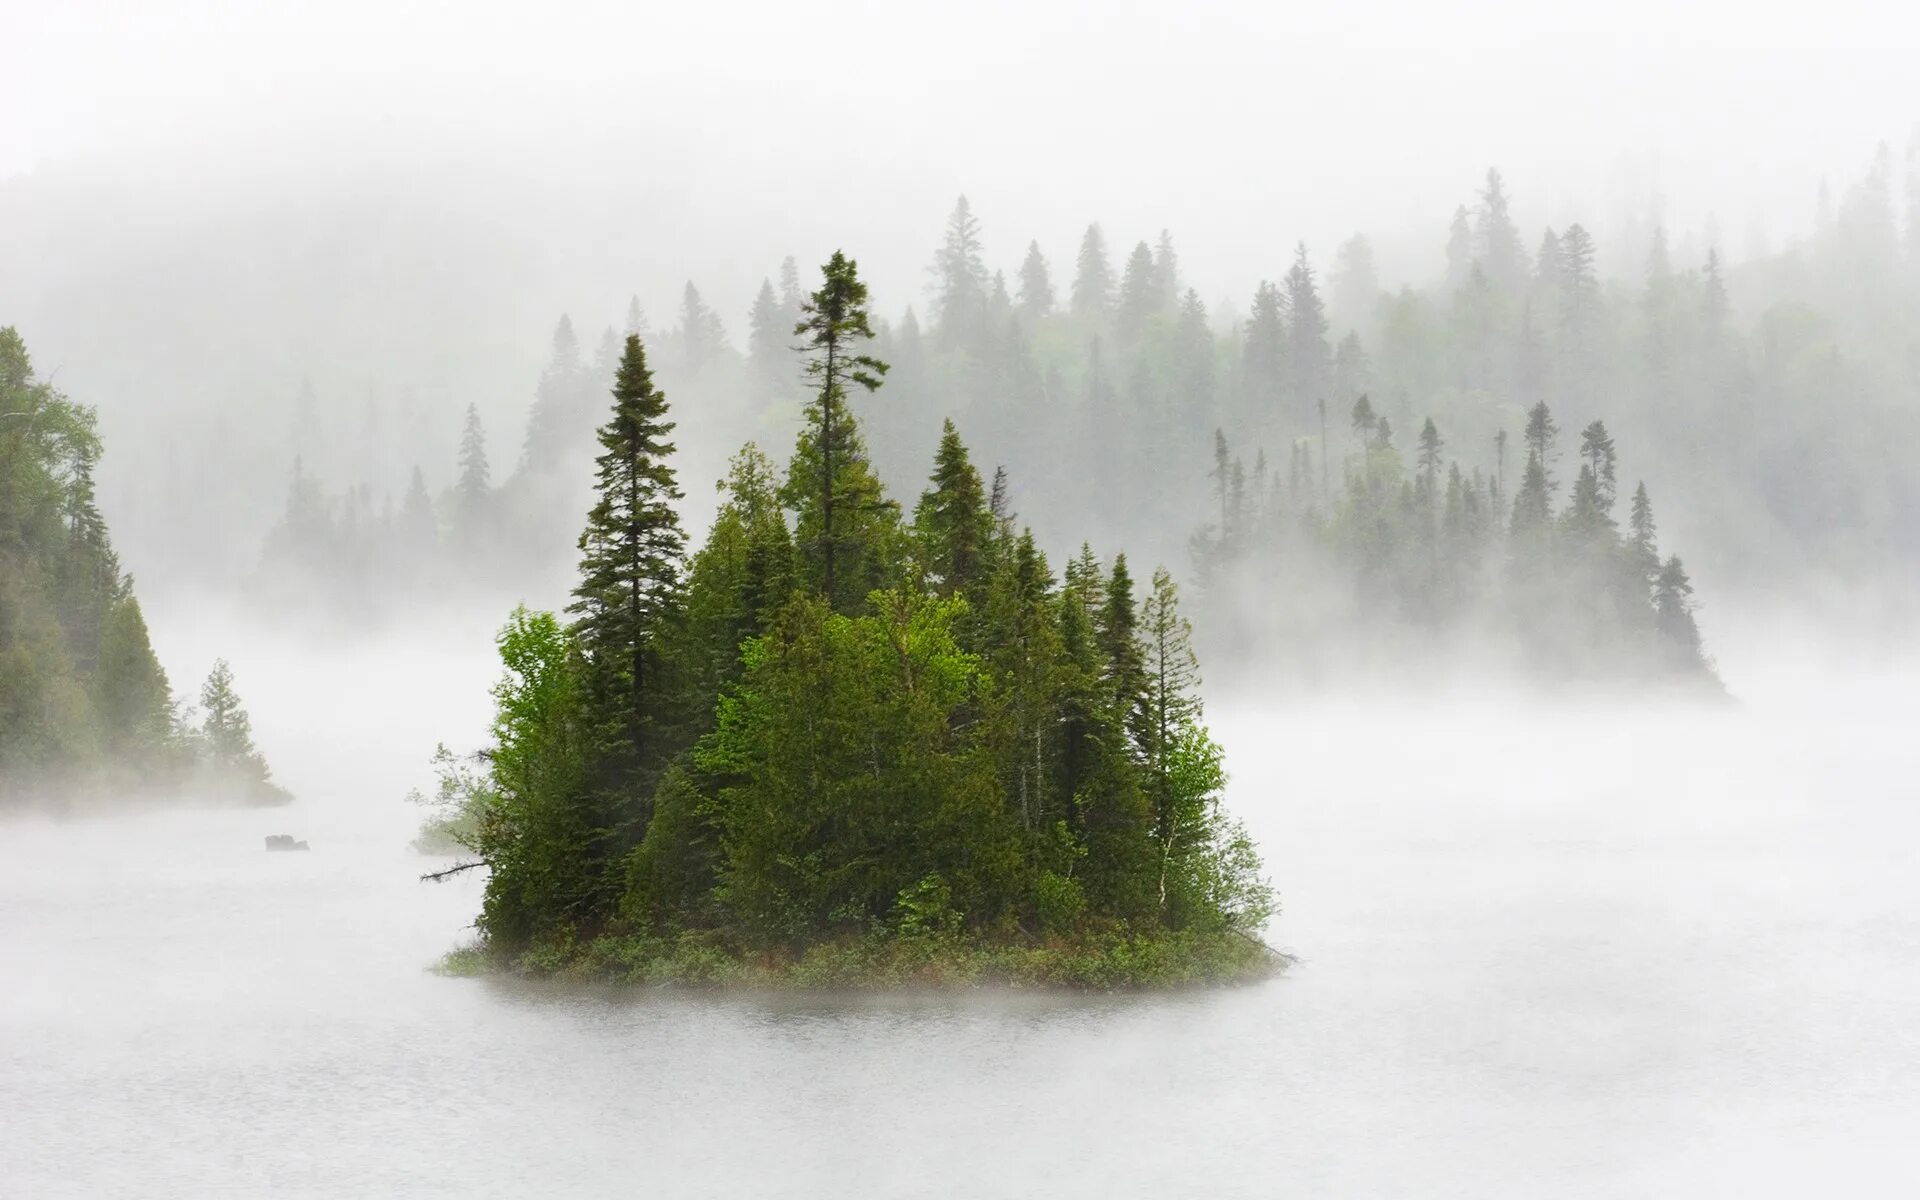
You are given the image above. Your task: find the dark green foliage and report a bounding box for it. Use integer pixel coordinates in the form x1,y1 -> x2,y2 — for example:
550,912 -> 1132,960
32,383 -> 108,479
568,333 -> 687,837
0,327 -> 285,804
783,251 -> 901,613
431,256 -> 1273,983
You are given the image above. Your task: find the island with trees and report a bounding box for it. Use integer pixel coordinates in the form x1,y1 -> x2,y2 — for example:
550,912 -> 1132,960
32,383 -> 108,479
423,254 -> 1278,989
0,327 -> 289,809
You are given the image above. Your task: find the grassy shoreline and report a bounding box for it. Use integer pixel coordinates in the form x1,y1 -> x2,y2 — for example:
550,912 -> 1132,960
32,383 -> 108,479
436,928 -> 1287,992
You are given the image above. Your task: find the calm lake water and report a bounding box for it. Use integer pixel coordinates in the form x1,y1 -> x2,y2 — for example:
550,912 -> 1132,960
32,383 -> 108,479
4,626 -> 1918,1198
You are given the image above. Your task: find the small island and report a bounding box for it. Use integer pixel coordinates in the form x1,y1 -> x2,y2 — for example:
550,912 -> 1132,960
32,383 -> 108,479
423,253 -> 1278,989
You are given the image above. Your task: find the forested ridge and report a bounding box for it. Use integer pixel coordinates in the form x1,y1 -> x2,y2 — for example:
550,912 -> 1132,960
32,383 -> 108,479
246,157 -> 1913,680
0,328 -> 286,806
427,254 -> 1277,988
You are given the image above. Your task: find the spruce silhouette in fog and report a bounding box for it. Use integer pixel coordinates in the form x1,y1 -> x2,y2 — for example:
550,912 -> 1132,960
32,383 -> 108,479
421,255 -> 1276,988
0,329 -> 289,806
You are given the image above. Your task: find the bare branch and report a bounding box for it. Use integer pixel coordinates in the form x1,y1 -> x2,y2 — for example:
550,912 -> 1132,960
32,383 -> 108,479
419,859 -> 487,882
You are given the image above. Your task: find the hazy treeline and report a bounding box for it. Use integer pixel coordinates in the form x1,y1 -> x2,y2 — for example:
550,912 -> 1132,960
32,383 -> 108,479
0,328 -> 285,806
428,254 -> 1272,982
54,149 -> 1913,649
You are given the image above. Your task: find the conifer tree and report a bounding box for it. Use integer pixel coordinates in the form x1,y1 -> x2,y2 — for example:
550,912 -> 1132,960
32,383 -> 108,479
1701,248 -> 1730,338
677,282 -> 728,371
1099,554 -> 1146,736
1136,567 -> 1203,899
568,333 -> 687,806
455,405 -> 491,535
748,278 -> 788,396
914,420 -> 994,603
1071,223 -> 1115,320
1627,481 -> 1660,586
1242,281 -> 1287,420
1116,240 -> 1160,341
1151,229 -> 1181,311
1016,241 -> 1055,321
784,251 -> 896,612
930,196 -> 990,351
1653,555 -> 1705,669
523,314 -> 587,471
1474,169 -> 1530,291
1285,242 -> 1331,413
1445,205 -> 1474,290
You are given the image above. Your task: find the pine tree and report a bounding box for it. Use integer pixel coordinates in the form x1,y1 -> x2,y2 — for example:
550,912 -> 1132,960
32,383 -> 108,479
1578,420 -> 1617,509
1475,168 -> 1530,291
1098,554 -> 1145,729
1116,240 -> 1160,341
1284,242 -> 1330,413
1627,482 -> 1660,587
1242,281 -> 1287,420
930,195 -> 990,351
1445,205 -> 1474,290
1151,230 -> 1181,311
1653,555 -> 1705,670
455,405 -> 490,535
1523,401 -> 1560,495
523,314 -> 587,471
568,333 -> 688,806
1559,224 -> 1599,337
1702,248 -> 1730,338
784,251 -> 896,612
1136,567 -> 1204,907
1071,223 -> 1115,320
677,282 -> 728,372
748,278 -> 790,398
1016,240 -> 1055,320
914,420 -> 994,603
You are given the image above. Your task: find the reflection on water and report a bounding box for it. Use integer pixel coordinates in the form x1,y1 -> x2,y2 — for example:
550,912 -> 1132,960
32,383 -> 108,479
3,630 -> 1918,1197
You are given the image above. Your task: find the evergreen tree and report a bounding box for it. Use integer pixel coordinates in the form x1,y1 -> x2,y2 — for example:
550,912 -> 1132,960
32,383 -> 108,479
1071,223 -> 1115,320
1016,240 -> 1055,320
784,251 -> 897,612
1284,242 -> 1331,413
454,405 -> 491,536
1702,248 -> 1730,337
523,314 -> 587,471
1445,205 -> 1474,290
1151,229 -> 1182,311
1241,281 -> 1287,421
914,420 -> 994,604
1475,168 -> 1530,291
748,278 -> 789,397
1116,240 -> 1160,341
568,333 -> 688,818
677,282 -> 728,372
930,195 -> 990,351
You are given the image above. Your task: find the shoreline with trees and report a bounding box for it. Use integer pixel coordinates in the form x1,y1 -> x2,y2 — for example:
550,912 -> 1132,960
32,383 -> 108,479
421,254 -> 1280,990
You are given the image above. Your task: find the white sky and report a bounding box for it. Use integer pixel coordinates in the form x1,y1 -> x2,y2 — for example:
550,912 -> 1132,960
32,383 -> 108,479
2,0 -> 1916,312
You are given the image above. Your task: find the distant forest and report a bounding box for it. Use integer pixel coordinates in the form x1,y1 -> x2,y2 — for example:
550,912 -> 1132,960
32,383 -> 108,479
0,328 -> 285,806
235,155 -> 1913,673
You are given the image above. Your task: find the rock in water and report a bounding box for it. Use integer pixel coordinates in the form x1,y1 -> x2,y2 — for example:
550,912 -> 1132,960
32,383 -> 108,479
264,835 -> 309,852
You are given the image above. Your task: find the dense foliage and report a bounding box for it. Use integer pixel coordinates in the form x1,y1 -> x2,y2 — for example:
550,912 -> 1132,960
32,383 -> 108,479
0,328 -> 288,806
428,259 -> 1275,987
244,154 -> 1914,663
1193,401 -> 1718,685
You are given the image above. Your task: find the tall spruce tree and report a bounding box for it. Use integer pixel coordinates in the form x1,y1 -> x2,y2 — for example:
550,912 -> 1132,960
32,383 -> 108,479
1071,223 -> 1115,320
784,251 -> 896,612
914,420 -> 994,604
568,333 -> 687,807
1016,240 -> 1056,321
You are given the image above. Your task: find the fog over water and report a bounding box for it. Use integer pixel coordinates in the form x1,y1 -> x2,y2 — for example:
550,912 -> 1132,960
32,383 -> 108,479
5,3 -> 1920,1195
4,613 -> 1918,1197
